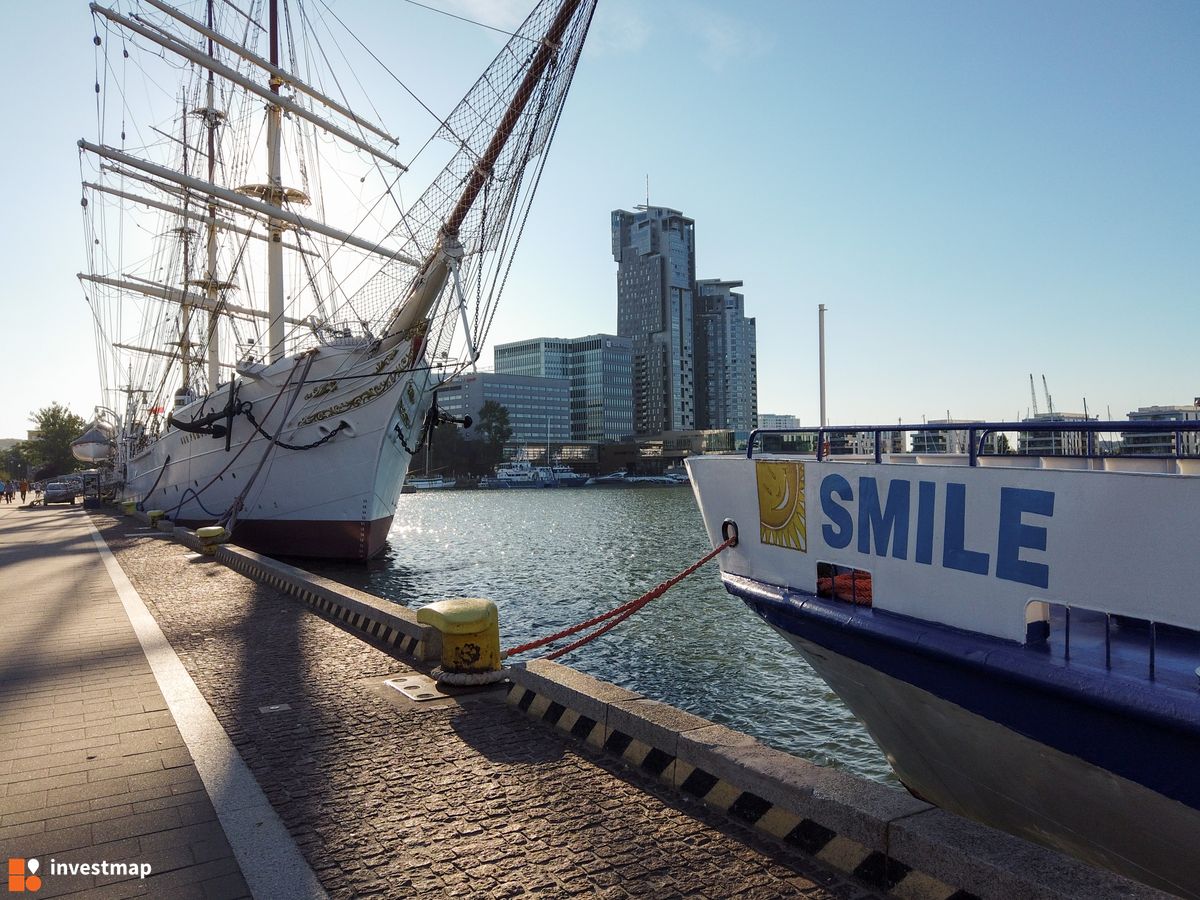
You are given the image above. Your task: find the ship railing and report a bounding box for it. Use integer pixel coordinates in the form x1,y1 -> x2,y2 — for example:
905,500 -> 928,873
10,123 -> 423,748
748,420 -> 1200,467
1030,599 -> 1200,686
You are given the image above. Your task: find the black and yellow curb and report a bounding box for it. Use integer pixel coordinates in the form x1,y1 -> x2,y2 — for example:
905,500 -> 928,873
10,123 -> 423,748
112,512 -> 1161,900
122,510 -> 441,662
214,545 -> 441,662
504,659 -> 1162,900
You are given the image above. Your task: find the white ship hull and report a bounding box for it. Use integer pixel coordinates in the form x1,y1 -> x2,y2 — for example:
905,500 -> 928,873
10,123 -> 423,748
778,629 -> 1200,898
122,338 -> 431,559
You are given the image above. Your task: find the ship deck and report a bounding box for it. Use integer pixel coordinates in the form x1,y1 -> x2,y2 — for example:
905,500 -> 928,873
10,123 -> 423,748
1040,604 -> 1200,695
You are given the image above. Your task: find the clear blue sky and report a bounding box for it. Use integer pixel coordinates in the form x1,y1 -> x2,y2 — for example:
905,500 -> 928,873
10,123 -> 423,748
1,0 -> 1197,438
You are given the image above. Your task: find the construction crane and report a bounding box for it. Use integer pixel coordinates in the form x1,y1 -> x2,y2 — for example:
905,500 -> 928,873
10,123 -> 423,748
1042,375 -> 1056,416
1029,374 -> 1039,418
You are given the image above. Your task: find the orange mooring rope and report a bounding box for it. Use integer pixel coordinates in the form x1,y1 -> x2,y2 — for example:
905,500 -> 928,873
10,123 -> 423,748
502,535 -> 736,661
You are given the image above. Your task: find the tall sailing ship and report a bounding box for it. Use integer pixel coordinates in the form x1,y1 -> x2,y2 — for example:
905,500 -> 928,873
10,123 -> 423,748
79,0 -> 596,558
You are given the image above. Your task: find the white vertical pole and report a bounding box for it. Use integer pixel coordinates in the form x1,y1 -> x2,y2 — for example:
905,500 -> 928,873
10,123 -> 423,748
818,304 -> 827,428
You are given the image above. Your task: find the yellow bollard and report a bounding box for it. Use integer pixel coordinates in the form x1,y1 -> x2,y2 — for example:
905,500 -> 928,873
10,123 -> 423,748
416,598 -> 504,685
147,509 -> 165,526
121,500 -> 137,516
196,525 -> 227,556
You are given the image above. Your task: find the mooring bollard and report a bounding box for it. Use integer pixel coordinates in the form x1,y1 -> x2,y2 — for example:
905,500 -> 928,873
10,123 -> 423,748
146,509 -> 165,526
416,597 -> 504,685
195,525 -> 227,556
120,500 -> 136,516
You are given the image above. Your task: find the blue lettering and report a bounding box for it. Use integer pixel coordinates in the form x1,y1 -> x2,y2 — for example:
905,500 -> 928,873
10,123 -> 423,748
996,487 -> 1054,589
857,477 -> 910,559
821,474 -> 854,549
915,480 -> 936,565
942,482 -> 990,575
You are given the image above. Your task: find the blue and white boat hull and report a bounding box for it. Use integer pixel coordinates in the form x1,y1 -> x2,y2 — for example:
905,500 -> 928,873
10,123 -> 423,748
688,444 -> 1200,896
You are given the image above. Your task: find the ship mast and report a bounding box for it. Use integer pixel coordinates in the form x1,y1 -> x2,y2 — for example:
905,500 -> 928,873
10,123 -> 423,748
178,97 -> 193,396
266,0 -> 284,363
203,0 -> 222,387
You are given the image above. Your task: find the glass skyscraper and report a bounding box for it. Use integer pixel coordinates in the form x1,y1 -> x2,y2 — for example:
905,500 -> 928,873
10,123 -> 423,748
694,279 -> 758,433
611,206 -> 696,435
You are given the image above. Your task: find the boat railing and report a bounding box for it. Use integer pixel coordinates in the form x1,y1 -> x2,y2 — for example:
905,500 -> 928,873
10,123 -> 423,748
747,420 -> 1200,467
1032,600 -> 1200,688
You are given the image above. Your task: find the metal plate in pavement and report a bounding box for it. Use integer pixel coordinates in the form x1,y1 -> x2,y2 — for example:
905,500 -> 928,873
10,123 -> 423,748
385,674 -> 449,702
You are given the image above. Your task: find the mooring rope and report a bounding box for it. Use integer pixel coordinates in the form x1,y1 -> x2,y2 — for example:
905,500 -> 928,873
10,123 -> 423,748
501,534 -> 737,661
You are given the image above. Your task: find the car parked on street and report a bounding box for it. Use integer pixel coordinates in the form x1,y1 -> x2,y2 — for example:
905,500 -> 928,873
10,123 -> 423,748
43,482 -> 77,506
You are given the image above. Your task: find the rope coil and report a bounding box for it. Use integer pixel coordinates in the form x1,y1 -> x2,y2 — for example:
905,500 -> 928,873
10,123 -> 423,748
502,534 -> 736,662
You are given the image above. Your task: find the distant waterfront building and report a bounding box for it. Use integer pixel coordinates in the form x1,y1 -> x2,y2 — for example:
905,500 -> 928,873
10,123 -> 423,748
495,335 -> 634,442
437,372 -> 570,444
693,279 -> 758,433
909,420 -> 1003,455
1123,401 -> 1200,455
612,206 -> 696,435
1018,412 -> 1091,455
758,413 -> 800,431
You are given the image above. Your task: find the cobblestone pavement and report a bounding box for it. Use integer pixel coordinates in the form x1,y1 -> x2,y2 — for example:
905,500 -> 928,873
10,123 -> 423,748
94,512 -> 883,899
0,503 -> 249,899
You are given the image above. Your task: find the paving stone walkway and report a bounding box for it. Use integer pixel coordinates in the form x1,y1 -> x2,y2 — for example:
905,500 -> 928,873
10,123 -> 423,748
0,502 -> 249,899
4,500 -> 885,899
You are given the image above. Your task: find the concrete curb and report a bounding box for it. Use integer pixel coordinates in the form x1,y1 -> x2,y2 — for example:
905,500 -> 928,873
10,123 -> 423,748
505,659 -> 1167,900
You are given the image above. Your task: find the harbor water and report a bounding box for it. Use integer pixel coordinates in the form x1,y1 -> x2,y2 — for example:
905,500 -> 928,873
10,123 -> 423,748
312,485 -> 896,785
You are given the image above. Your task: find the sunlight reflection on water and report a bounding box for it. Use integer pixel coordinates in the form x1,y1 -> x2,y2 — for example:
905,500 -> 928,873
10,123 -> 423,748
312,485 -> 897,785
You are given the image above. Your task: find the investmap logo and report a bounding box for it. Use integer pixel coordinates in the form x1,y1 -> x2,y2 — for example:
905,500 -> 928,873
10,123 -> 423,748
7,859 -> 41,893
7,857 -> 152,892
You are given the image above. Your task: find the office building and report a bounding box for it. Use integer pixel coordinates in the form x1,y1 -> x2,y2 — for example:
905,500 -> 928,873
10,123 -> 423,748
694,278 -> 757,433
612,206 -> 696,435
436,372 -> 570,444
495,335 -> 634,442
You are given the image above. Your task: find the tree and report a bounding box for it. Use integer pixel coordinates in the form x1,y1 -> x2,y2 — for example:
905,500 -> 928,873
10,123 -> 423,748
428,421 -> 466,475
0,442 -> 32,481
25,403 -> 88,480
473,401 -> 512,475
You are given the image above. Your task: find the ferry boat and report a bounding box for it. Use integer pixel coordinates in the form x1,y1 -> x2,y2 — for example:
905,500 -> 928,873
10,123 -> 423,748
481,459 -> 553,488
688,419 -> 1200,898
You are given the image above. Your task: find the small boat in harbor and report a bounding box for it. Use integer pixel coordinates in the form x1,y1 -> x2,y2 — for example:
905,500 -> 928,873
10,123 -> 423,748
550,464 -> 589,487
688,419 -> 1200,897
482,459 -> 553,488
587,471 -> 628,485
406,476 -> 456,491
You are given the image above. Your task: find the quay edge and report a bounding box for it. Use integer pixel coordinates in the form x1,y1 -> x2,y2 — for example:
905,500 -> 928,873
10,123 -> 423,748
123,508 -> 1166,900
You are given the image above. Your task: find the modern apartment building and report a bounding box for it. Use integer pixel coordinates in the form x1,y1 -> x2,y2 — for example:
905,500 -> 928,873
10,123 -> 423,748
693,279 -> 758,433
495,334 -> 634,442
1018,412 -> 1091,455
1123,402 -> 1200,455
612,206 -> 696,435
758,413 -> 800,430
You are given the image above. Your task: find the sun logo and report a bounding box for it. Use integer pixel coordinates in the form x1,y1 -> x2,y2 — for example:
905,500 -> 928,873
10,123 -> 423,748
756,460 -> 806,552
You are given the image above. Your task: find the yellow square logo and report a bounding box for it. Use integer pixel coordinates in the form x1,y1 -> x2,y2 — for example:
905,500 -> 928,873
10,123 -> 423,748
756,460 -> 807,552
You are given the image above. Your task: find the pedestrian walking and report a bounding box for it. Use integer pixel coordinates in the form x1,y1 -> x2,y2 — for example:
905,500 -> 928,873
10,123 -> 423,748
3,480 -> 13,504
19,479 -> 28,503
